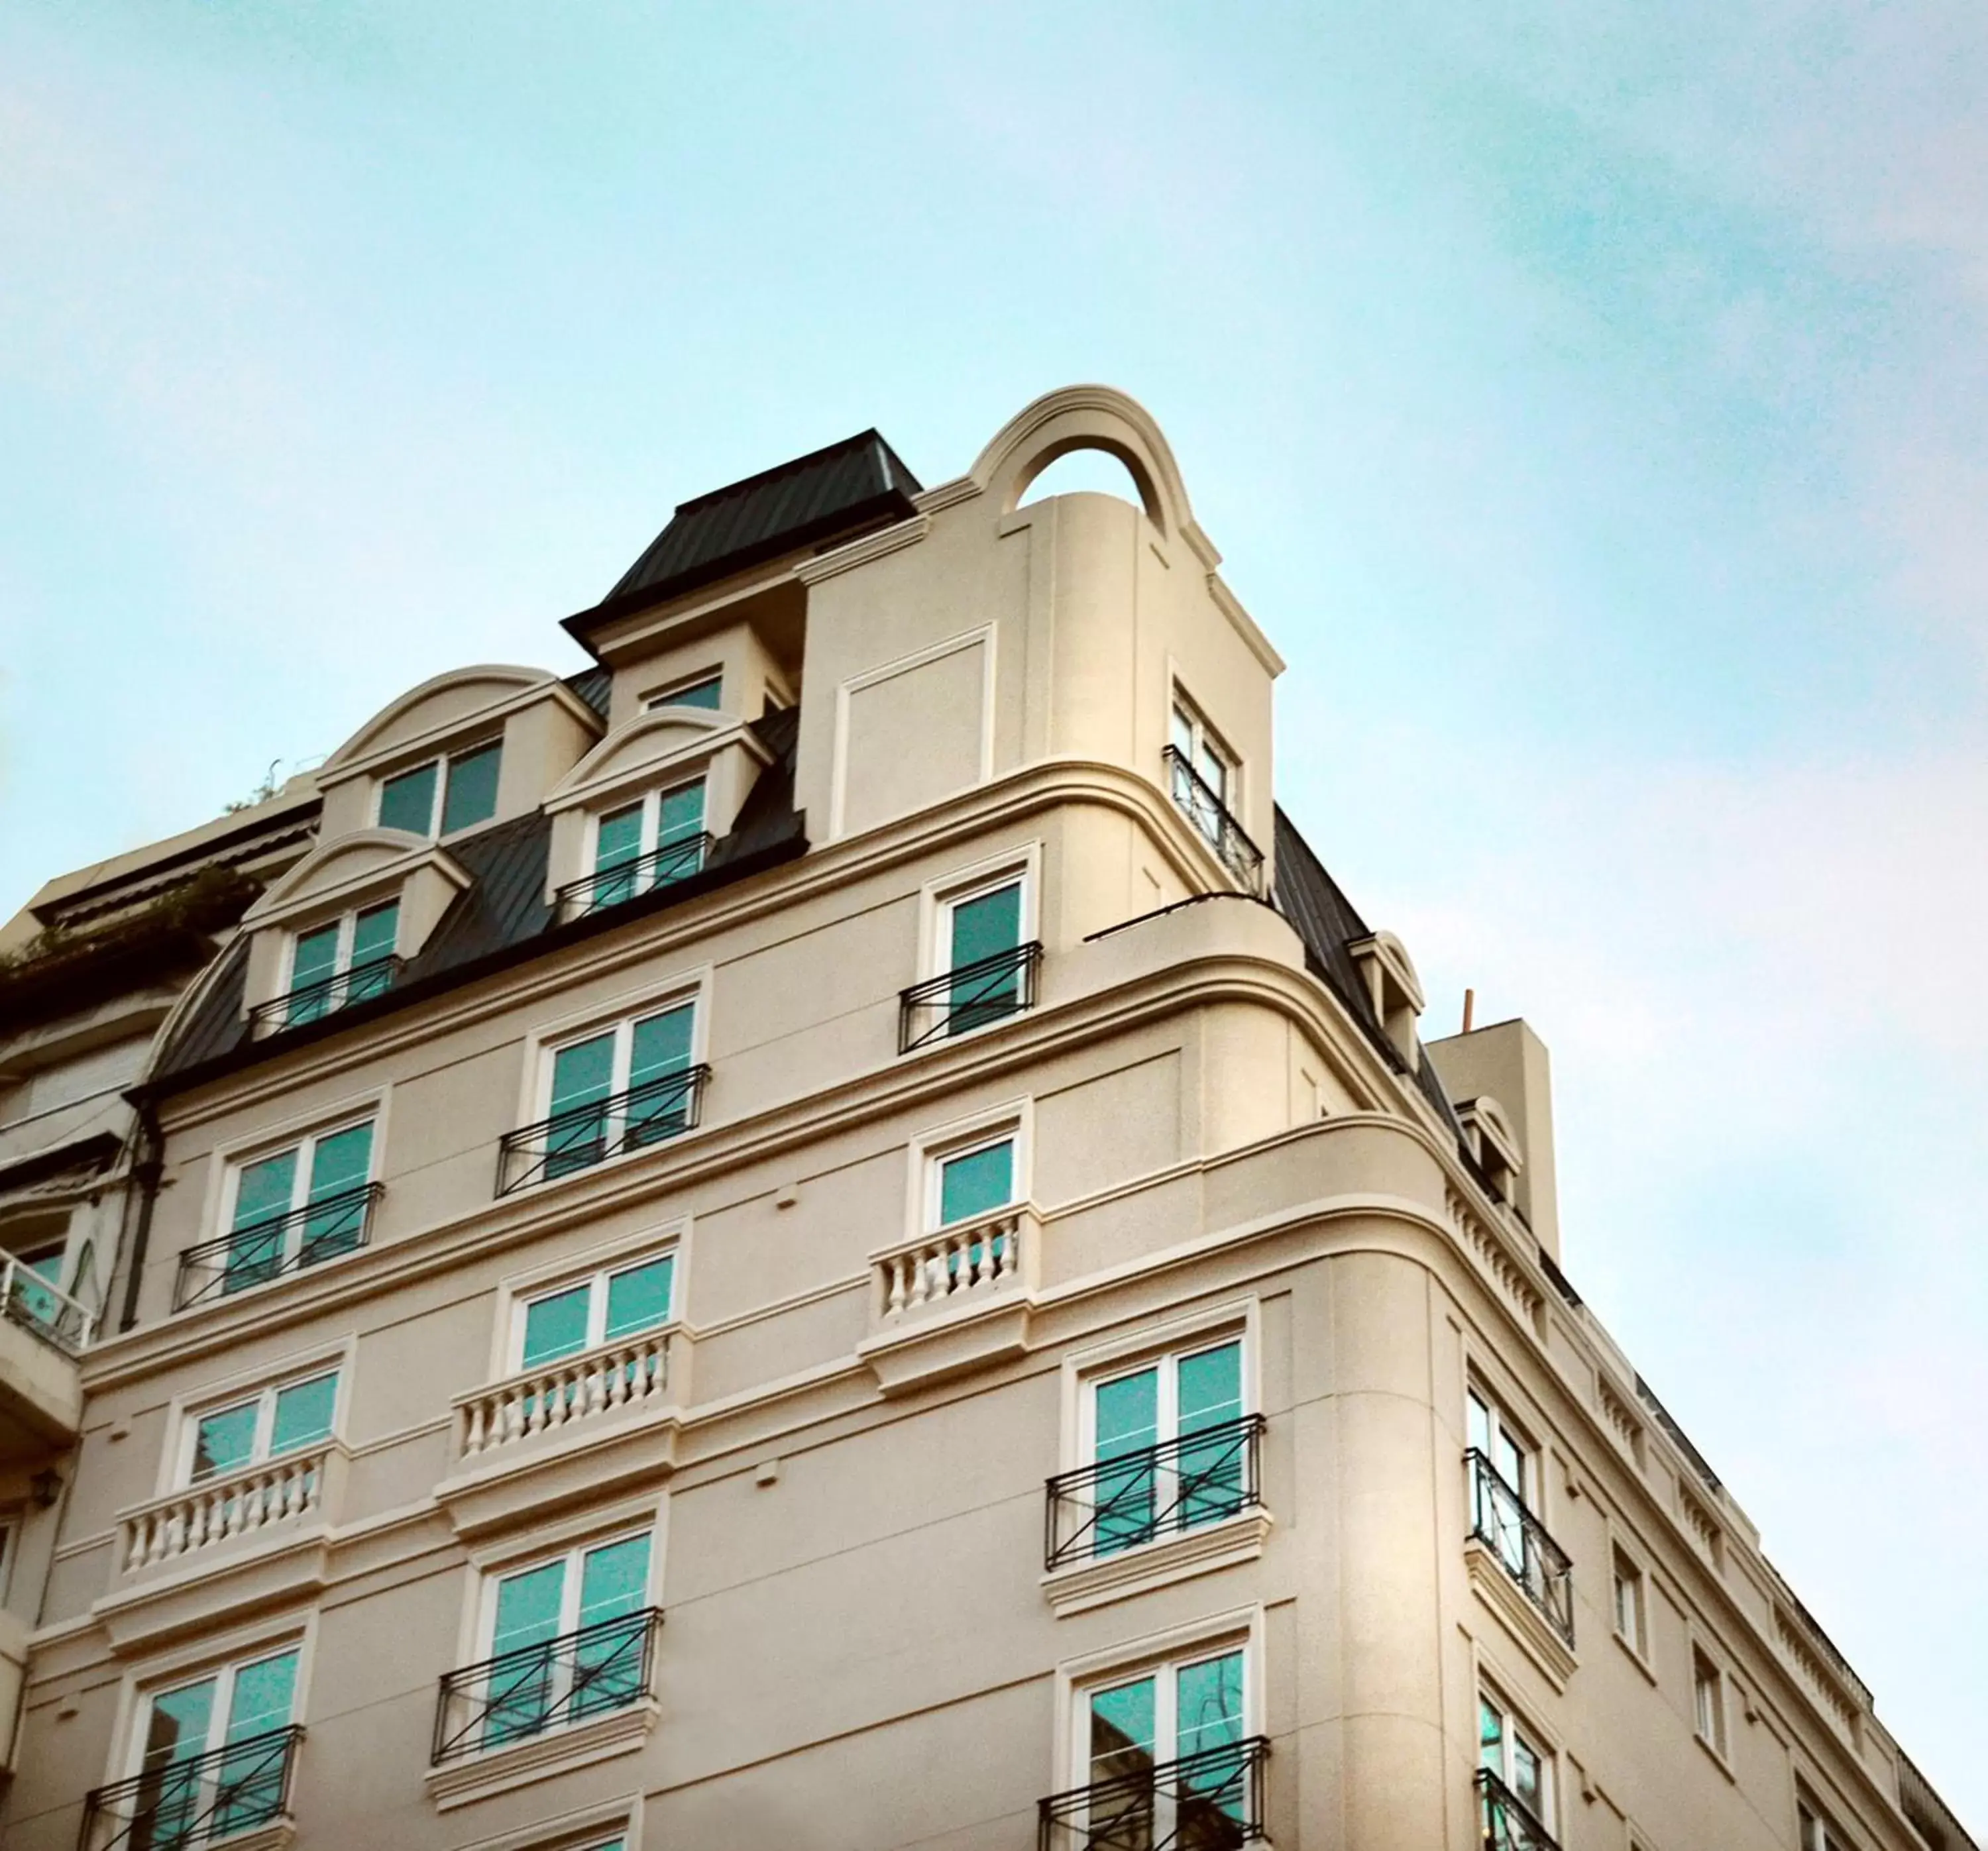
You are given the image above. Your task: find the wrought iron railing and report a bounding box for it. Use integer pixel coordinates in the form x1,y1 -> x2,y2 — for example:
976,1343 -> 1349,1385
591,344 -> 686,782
1476,1768 -> 1561,1851
1038,1735 -> 1270,1850
557,833 -> 713,918
1046,1415 -> 1266,1570
250,956 -> 402,1034
494,1067 -> 710,1196
1466,1450 -> 1574,1649
1,1251 -> 97,1353
173,1183 -> 382,1311
899,942 -> 1044,1052
1162,747 -> 1264,893
80,1724 -> 304,1851
431,1609 -> 663,1765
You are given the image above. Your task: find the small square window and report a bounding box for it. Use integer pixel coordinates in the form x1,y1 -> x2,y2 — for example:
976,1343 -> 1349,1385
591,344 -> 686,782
934,1136 -> 1015,1227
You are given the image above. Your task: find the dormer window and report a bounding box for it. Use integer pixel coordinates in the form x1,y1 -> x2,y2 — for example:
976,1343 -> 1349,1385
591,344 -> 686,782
280,900 -> 399,1027
645,671 -> 722,712
378,740 -> 502,837
579,776 -> 708,916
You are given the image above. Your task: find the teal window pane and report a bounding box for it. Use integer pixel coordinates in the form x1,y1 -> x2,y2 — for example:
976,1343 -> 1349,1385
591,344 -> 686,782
146,1675 -> 217,1765
1176,1651 -> 1246,1820
215,1651 -> 300,1836
226,1650 -> 300,1740
573,1536 -> 651,1719
667,674 -> 722,710
522,1284 -> 590,1368
604,1257 -> 673,1340
227,1149 -> 298,1293
193,1402 -> 258,1481
547,1033 -> 616,1175
308,1123 -> 373,1198
1093,1367 -> 1159,1554
290,924 -> 339,991
1177,1343 -> 1245,1529
950,884 -> 1021,968
10,1244 -> 64,1331
486,1560 -> 565,1746
1177,1343 -> 1241,1432
1478,1698 -> 1505,1775
1089,1675 -> 1156,1786
627,1005 -> 695,1147
301,1123 -> 373,1262
595,804 -> 643,870
347,902 -> 398,999
657,780 -> 705,844
441,742 -> 502,833
270,1373 -> 337,1455
378,762 -> 437,834
938,1139 -> 1013,1226
493,1560 -> 565,1654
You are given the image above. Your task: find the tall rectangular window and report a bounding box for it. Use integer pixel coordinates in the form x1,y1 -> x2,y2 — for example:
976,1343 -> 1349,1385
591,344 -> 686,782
1168,693 -> 1236,844
1694,1649 -> 1728,1756
1081,1647 -> 1249,1843
1612,1548 -> 1647,1656
1088,1338 -> 1247,1554
224,1120 -> 375,1293
586,778 -> 706,910
942,876 -> 1024,1035
137,1644 -> 302,1845
543,1001 -> 698,1179
1479,1688 -> 1551,1828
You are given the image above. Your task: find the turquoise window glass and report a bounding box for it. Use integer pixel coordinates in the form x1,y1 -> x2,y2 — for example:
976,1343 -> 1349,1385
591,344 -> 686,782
302,1121 -> 373,1262
1177,1341 -> 1245,1527
1176,1651 -> 1246,1821
486,1559 -> 565,1746
269,1373 -> 337,1457
213,1650 -> 300,1834
1089,1673 -> 1156,1786
345,902 -> 398,1004
287,922 -> 340,1025
592,801 -> 644,907
192,1402 -> 258,1482
378,762 -> 437,834
144,1673 -> 219,1845
938,1139 -> 1013,1226
441,742 -> 502,834
604,1256 -> 673,1340
657,779 -> 705,843
9,1243 -> 64,1332
670,674 -> 722,710
573,1534 -> 652,1719
521,1283 -> 590,1368
626,1004 -> 695,1147
546,1032 -> 616,1176
1094,1367 -> 1159,1554
946,882 -> 1023,1035
225,1149 -> 298,1293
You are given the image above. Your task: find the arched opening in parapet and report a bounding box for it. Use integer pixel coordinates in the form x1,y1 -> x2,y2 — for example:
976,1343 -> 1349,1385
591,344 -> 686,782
1015,442 -> 1163,530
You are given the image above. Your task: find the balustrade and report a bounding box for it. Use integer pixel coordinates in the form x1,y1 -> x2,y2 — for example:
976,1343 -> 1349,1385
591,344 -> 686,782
457,1328 -> 672,1460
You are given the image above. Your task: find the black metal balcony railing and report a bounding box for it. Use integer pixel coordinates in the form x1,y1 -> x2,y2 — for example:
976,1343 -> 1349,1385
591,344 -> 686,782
1045,1415 -> 1266,1571
899,942 -> 1045,1053
1466,1450 -> 1575,1650
1162,747 -> 1264,894
557,833 -> 713,919
431,1609 -> 663,1766
80,1724 -> 304,1851
173,1183 -> 383,1312
495,1066 -> 710,1196
1038,1736 -> 1270,1851
1476,1768 -> 1561,1851
250,956 -> 402,1034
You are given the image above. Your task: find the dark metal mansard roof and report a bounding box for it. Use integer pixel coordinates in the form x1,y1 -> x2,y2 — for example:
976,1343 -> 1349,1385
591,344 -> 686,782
564,430 -> 923,645
147,710 -> 804,1094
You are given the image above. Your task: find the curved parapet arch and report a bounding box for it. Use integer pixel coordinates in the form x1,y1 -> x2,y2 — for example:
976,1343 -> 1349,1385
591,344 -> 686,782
241,828 -> 438,924
964,384 -> 1222,572
320,665 -> 565,776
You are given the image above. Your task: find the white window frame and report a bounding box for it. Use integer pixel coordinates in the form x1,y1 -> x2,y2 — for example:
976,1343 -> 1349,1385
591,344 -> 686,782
1054,1609 -> 1264,1824
219,1114 -> 380,1245
1611,1544 -> 1649,1659
476,1524 -> 659,1662
924,1128 -> 1021,1231
1168,688 -> 1239,812
1466,1382 -> 1537,1508
586,776 -> 708,872
287,898 -> 400,992
643,668 -> 723,712
1799,1794 -> 1857,1851
123,1636 -> 309,1787
1079,1333 -> 1254,1468
537,992 -> 704,1123
375,737 -> 503,838
920,849 -> 1041,978
177,1363 -> 345,1489
508,1247 -> 679,1371
1692,1646 -> 1729,1758
1478,1681 -> 1556,1830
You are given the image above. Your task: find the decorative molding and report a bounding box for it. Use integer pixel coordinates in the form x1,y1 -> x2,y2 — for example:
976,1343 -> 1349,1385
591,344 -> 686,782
1773,1606 -> 1862,1738
1679,1487 -> 1724,1569
1447,1187 -> 1543,1332
795,513 -> 932,583
1465,1536 -> 1578,1692
1042,1510 -> 1272,1618
1596,1375 -> 1644,1463
424,1701 -> 657,1813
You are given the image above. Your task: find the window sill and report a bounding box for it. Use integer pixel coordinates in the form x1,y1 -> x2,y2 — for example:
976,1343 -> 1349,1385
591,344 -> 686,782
1614,1627 -> 1658,1686
1693,1730 -> 1736,1784
425,1699 -> 657,1812
1463,1536 -> 1577,1691
1043,1508 -> 1272,1618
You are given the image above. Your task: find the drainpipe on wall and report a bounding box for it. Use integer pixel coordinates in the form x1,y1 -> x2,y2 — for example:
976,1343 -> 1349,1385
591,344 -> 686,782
116,1094 -> 164,1335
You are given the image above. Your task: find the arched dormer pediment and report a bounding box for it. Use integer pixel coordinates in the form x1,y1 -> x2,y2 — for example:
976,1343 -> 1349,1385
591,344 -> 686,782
544,709 -> 769,819
320,665 -> 567,778
238,830 -> 472,1028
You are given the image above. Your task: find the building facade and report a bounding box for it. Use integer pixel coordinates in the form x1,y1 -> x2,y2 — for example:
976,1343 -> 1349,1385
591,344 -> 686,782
0,387 -> 1971,1851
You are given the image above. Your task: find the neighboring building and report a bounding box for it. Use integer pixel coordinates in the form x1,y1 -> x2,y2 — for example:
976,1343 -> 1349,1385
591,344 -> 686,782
0,387 -> 1971,1851
0,784 -> 318,1783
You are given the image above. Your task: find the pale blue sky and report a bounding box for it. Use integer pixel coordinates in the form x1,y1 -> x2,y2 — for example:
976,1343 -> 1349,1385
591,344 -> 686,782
4,1 -> 1984,1826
